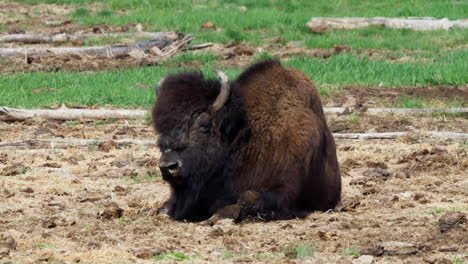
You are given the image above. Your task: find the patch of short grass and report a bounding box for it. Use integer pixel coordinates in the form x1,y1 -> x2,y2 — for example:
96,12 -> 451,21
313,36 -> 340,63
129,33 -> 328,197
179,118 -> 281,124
421,207 -> 466,215
1,50 -> 466,108
13,0 -> 468,51
396,97 -> 467,108
347,114 -> 361,125
128,171 -> 160,184
283,242 -> 315,259
342,247 -> 361,256
36,244 -> 56,249
154,252 -> 191,261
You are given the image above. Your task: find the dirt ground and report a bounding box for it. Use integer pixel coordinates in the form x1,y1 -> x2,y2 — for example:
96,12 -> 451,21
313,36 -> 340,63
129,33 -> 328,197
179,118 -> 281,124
0,119 -> 467,264
1,2 -> 467,263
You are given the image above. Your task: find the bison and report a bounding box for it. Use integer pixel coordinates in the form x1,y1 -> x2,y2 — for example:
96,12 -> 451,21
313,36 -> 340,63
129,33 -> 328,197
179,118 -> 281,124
152,59 -> 341,221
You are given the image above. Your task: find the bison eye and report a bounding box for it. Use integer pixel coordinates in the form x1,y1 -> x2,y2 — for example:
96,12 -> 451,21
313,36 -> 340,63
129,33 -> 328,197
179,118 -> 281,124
199,124 -> 211,133
195,112 -> 211,133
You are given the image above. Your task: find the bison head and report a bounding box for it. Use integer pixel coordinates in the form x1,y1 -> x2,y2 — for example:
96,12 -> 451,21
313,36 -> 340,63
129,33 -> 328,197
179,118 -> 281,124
152,70 -> 246,220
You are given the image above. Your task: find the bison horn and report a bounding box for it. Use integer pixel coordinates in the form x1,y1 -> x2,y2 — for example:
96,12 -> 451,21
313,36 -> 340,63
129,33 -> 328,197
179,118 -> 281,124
212,70 -> 230,112
155,77 -> 166,96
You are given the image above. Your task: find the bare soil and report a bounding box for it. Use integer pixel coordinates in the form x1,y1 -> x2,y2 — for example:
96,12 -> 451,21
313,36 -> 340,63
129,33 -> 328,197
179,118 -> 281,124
0,120 -> 467,264
323,85 -> 468,108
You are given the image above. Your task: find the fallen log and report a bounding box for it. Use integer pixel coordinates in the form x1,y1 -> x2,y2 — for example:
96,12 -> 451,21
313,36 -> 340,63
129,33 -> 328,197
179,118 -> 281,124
0,31 -> 181,44
0,107 -> 148,120
326,107 -> 468,115
307,17 -> 468,31
1,106 -> 467,121
0,38 -> 173,58
0,131 -> 466,150
0,138 -> 158,150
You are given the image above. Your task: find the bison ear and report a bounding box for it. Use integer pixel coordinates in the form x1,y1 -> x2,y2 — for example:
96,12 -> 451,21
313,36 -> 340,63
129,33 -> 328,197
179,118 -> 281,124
211,70 -> 230,112
155,77 -> 166,96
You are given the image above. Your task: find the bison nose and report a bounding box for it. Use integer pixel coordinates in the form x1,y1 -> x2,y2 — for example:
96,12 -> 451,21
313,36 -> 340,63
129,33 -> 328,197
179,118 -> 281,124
159,159 -> 182,176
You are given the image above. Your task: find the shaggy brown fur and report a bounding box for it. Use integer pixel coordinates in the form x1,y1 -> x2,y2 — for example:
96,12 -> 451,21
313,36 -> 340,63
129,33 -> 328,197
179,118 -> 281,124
152,59 -> 341,221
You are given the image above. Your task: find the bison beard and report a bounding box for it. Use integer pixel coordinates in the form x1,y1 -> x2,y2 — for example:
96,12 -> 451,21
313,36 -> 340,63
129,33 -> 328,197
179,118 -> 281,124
152,59 -> 341,222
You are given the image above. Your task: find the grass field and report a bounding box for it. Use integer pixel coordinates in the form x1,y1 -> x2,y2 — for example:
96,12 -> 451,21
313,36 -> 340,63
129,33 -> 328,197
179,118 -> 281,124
1,0 -> 467,108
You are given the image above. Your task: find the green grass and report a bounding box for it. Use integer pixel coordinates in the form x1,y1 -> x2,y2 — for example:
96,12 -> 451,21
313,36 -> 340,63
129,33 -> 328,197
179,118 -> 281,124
1,49 -> 466,108
35,244 -> 56,249
342,247 -> 361,256
396,97 -> 467,108
283,242 -> 315,259
154,252 -> 191,261
128,171 -> 160,184
12,0 -> 468,51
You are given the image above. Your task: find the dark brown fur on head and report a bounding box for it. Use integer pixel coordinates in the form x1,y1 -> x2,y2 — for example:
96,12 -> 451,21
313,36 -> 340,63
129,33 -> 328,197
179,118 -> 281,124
152,59 -> 341,222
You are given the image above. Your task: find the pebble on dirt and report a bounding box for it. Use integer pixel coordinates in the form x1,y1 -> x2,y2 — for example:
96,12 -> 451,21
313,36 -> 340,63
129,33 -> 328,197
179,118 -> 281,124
99,202 -> 124,219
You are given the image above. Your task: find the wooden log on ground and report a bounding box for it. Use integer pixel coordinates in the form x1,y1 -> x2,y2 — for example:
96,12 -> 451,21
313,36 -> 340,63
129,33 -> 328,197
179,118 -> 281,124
0,107 -> 148,121
0,38 -> 173,58
0,138 -> 158,150
0,32 -> 181,44
1,131 -> 467,150
307,17 -> 468,31
2,106 -> 467,121
326,107 -> 468,115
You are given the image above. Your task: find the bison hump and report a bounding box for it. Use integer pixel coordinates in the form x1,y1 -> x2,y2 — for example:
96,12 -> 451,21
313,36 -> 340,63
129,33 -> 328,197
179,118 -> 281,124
234,59 -> 324,162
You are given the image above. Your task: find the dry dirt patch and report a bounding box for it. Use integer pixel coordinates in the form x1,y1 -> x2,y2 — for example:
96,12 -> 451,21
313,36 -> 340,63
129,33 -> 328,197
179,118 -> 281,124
0,120 -> 467,263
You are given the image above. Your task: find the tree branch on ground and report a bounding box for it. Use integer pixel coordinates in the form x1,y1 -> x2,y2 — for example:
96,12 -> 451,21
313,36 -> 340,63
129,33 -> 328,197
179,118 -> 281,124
0,32 -> 181,44
0,34 -> 192,58
1,106 -> 466,121
307,17 -> 468,32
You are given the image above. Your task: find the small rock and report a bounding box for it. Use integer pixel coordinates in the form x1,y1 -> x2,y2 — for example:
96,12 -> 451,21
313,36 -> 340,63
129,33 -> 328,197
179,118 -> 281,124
37,252 -> 54,261
380,241 -> 418,256
21,187 -> 34,193
2,164 -> 29,176
352,255 -> 374,264
396,191 -> 413,199
99,202 -> 123,219
365,161 -> 388,169
42,218 -> 57,229
42,162 -> 62,168
318,228 -> 337,240
201,21 -> 216,30
392,168 -> 412,179
98,141 -> 116,152
114,186 -> 126,192
363,168 -> 391,179
132,248 -> 155,259
286,41 -> 305,48
239,6 -> 247,12
438,211 -> 466,233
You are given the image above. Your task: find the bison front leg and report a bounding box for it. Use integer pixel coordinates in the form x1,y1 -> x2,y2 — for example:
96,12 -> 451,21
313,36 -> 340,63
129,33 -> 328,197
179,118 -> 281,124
157,192 -> 176,215
236,190 -> 300,220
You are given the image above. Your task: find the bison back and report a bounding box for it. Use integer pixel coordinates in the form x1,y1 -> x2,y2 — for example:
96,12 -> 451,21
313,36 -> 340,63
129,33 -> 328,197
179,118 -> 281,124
233,59 -> 341,211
